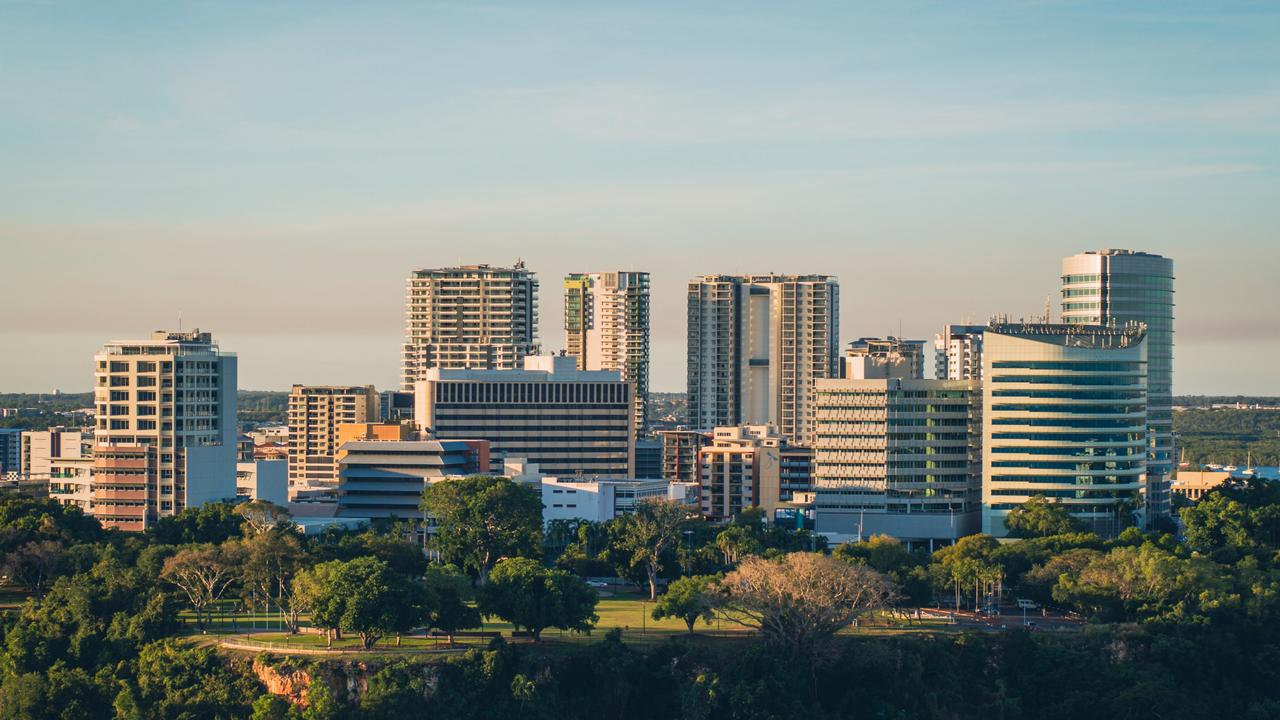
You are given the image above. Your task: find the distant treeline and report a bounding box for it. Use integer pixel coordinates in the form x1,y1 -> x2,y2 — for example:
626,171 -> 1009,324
0,391 -> 292,430
1174,395 -> 1280,408
1175,409 -> 1280,466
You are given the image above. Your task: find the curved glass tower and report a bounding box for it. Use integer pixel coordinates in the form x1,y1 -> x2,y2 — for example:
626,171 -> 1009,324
981,323 -> 1148,538
1061,250 -> 1174,525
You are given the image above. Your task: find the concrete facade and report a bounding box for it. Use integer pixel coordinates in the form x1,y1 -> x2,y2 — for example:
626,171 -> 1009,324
687,274 -> 839,446
336,438 -> 490,519
564,271 -> 651,437
287,385 -> 379,494
92,329 -> 237,530
414,355 -> 633,479
813,377 -> 982,546
402,263 -> 539,390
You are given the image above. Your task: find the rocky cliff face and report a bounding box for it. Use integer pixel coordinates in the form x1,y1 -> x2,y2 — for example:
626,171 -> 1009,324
252,658 -> 315,707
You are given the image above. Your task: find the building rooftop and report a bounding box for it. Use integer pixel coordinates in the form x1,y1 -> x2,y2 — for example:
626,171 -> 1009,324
987,321 -> 1146,348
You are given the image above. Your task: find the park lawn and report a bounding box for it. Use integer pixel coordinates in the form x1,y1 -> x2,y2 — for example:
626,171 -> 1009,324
0,586 -> 32,608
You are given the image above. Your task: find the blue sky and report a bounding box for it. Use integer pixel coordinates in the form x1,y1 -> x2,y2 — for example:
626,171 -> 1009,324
2,1 -> 1277,394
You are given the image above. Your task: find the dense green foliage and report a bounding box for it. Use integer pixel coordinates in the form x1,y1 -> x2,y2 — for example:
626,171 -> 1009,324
1175,408 -> 1280,465
479,558 -> 598,641
420,476 -> 543,583
4,473 -> 1280,719
0,390 -> 292,429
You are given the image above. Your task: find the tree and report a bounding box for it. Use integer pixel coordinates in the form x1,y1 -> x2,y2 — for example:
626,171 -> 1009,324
718,552 -> 894,660
161,543 -> 245,629
421,476 -> 543,584
239,529 -> 308,633
480,557 -> 599,641
421,564 -> 482,645
834,535 -> 912,574
234,500 -> 292,535
651,575 -> 718,634
1,539 -> 64,597
293,557 -> 424,649
932,534 -> 1003,611
149,503 -> 243,545
1004,495 -> 1084,538
131,640 -> 261,719
614,498 -> 691,600
1181,479 -> 1280,556
714,525 -> 761,565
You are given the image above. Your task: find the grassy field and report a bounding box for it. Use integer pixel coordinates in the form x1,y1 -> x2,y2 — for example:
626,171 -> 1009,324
208,591 -> 964,657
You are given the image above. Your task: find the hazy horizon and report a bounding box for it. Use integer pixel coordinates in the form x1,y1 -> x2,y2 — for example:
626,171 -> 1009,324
3,2 -> 1277,395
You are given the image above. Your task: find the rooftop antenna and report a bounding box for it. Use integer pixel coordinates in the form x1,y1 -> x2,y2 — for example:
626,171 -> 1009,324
1043,295 -> 1052,323
178,310 -> 182,332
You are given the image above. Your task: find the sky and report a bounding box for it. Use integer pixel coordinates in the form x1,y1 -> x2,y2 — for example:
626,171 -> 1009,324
1,1 -> 1277,395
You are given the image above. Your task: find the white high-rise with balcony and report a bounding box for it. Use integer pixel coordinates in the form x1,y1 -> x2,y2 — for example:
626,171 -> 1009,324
92,330 -> 237,531
401,262 -> 539,389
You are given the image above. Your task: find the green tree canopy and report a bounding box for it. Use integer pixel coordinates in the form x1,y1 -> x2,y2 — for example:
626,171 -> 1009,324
292,557 -> 425,648
421,476 -> 543,583
651,574 -> 719,633
1004,495 -> 1084,538
612,498 -> 691,600
480,557 -> 598,641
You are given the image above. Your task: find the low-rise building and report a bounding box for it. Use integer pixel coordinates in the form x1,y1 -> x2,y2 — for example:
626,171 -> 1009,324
541,477 -> 697,524
659,429 -> 709,483
336,437 -> 490,519
696,425 -> 811,522
236,460 -> 288,506
1171,470 -> 1232,502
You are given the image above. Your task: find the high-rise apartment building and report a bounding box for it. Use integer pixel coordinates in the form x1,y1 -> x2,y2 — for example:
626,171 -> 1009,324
564,271 -> 651,437
687,274 -> 839,445
934,324 -> 987,381
981,322 -> 1148,538
414,355 -> 633,478
813,377 -> 982,547
1061,249 -> 1174,525
287,385 -> 379,492
402,263 -> 539,389
91,330 -> 237,531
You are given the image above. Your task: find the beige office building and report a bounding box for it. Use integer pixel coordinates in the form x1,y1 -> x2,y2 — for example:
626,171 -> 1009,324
813,377 -> 982,547
687,274 -> 839,446
696,425 -> 812,522
401,263 -> 539,390
981,322 -> 1148,538
21,428 -> 86,480
287,385 -> 379,493
564,271 -> 651,437
92,330 -> 237,531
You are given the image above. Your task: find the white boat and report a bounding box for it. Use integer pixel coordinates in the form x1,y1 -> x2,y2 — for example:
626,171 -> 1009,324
1206,463 -> 1224,470
1224,465 -> 1239,472
1242,452 -> 1257,476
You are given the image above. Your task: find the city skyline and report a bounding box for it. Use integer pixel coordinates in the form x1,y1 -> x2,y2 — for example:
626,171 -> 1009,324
3,2 -> 1278,394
